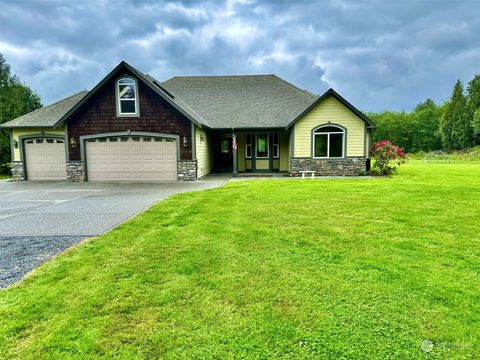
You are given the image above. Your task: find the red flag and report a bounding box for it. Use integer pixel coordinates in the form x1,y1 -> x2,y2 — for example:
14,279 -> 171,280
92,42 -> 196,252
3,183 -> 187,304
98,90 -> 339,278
232,134 -> 237,151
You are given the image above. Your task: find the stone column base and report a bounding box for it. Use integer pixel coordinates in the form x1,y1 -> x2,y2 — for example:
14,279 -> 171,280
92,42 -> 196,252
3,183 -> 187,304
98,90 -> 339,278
177,160 -> 197,180
290,157 -> 367,176
11,161 -> 25,181
66,161 -> 85,182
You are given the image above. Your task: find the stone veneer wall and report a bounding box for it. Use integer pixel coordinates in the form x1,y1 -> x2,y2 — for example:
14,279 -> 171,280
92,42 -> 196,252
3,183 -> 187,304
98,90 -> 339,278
11,161 -> 25,181
66,161 -> 85,182
290,157 -> 367,176
177,160 -> 197,181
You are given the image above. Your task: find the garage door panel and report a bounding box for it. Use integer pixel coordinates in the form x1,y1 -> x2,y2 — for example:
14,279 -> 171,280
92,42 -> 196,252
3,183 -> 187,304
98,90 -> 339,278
86,137 -> 177,181
25,139 -> 66,180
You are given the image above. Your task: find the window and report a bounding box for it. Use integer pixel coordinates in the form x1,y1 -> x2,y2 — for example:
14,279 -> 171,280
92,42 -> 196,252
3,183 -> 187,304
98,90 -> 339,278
245,134 -> 252,158
272,133 -> 279,158
256,133 -> 269,158
117,77 -> 139,116
313,125 -> 345,158
221,140 -> 230,153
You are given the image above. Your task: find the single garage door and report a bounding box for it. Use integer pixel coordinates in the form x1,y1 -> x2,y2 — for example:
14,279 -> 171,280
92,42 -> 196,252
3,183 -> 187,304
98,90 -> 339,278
25,138 -> 66,180
85,136 -> 177,181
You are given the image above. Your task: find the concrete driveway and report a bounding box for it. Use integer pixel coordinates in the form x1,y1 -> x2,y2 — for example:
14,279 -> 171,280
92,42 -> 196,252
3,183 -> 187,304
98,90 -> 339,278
0,177 -> 228,287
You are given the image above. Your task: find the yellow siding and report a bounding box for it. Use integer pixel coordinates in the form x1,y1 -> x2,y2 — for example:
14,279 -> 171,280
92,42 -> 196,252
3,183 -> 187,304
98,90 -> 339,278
272,159 -> 279,169
245,159 -> 252,170
195,127 -> 213,178
279,132 -> 289,171
256,159 -> 269,170
237,133 -> 246,172
12,128 -> 65,161
293,96 -> 366,157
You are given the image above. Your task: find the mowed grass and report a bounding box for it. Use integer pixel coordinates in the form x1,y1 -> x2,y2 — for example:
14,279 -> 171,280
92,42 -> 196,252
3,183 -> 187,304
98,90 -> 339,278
1,162 -> 479,359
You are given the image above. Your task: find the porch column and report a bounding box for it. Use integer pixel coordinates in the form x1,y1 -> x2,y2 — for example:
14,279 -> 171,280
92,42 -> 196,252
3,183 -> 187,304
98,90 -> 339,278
232,130 -> 238,175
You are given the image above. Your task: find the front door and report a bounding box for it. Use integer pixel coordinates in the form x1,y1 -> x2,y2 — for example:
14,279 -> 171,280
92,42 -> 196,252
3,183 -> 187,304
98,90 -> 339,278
213,136 -> 233,172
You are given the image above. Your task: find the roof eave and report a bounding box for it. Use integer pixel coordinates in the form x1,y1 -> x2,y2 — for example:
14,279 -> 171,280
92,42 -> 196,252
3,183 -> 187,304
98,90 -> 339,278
0,124 -> 57,129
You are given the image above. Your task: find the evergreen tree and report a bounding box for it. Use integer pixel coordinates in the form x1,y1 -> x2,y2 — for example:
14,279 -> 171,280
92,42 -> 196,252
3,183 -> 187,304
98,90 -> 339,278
472,109 -> 480,139
466,74 -> 480,144
411,99 -> 442,152
0,53 -> 42,174
441,80 -> 471,150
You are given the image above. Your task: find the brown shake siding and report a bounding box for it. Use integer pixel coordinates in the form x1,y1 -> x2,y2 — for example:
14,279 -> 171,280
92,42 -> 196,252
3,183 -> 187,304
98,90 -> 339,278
67,72 -> 193,161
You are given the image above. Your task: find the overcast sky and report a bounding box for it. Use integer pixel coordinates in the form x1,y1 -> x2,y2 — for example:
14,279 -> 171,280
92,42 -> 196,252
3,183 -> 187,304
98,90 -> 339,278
1,0 -> 479,112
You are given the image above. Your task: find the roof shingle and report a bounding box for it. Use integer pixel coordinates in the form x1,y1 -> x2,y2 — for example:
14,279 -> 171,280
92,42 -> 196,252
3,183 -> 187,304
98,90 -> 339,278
1,91 -> 88,128
161,75 -> 318,129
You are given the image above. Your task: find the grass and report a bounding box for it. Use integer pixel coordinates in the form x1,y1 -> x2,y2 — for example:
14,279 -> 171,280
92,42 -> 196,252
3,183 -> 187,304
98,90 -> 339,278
1,161 -> 479,359
0,174 -> 10,180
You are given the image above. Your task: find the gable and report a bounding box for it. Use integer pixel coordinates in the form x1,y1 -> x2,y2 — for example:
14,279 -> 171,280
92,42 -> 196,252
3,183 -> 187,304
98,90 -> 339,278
66,69 -> 194,161
293,94 -> 367,157
57,61 -> 203,129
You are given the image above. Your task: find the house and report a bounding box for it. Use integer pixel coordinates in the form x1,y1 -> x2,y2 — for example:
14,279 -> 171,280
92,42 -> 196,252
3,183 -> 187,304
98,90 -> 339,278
1,61 -> 376,182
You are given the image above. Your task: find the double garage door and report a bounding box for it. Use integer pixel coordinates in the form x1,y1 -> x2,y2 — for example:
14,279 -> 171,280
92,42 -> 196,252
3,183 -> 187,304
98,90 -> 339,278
85,136 -> 177,181
23,135 -> 177,181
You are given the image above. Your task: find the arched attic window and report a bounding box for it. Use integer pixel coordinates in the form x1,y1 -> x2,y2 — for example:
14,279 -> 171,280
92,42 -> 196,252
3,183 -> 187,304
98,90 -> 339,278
313,125 -> 345,158
116,77 -> 139,116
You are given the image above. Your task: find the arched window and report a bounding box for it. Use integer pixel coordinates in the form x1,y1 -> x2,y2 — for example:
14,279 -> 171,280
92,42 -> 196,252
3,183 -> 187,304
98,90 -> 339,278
313,125 -> 345,158
116,77 -> 139,116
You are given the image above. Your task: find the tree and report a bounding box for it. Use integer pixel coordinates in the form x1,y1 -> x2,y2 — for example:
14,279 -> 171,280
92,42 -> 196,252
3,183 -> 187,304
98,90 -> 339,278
0,53 -> 42,174
466,74 -> 480,144
369,98 -> 443,153
441,80 -> 472,150
411,98 -> 443,152
473,108 -> 480,139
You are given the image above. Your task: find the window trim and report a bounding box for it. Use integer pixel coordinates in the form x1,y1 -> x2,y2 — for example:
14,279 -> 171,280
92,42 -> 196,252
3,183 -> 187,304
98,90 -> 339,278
312,124 -> 346,159
255,133 -> 269,159
245,133 -> 252,159
116,77 -> 140,117
272,133 -> 279,159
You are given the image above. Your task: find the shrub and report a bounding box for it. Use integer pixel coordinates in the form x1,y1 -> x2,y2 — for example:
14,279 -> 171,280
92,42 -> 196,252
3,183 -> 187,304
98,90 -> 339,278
370,140 -> 407,175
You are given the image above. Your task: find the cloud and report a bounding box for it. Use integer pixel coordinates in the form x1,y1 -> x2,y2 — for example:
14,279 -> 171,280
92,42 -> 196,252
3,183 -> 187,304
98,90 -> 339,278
0,0 -> 479,111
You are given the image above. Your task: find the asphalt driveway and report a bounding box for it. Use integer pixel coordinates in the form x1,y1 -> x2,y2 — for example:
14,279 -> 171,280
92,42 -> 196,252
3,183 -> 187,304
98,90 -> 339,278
0,177 -> 228,287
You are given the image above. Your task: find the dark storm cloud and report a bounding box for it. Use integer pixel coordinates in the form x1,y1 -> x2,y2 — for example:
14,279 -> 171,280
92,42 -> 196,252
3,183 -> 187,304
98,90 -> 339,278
0,0 -> 479,111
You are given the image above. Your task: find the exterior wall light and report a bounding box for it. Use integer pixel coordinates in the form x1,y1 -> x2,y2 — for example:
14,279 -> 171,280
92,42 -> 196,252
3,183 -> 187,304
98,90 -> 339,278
13,139 -> 18,149
70,137 -> 77,148
200,134 -> 205,143
182,136 -> 188,148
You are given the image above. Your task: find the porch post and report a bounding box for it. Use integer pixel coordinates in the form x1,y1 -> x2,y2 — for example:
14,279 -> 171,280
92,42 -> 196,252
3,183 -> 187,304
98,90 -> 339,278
232,129 -> 238,175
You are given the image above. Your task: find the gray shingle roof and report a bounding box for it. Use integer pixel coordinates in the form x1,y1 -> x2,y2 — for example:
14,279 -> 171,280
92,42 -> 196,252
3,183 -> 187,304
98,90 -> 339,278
161,75 -> 318,129
1,91 -> 88,128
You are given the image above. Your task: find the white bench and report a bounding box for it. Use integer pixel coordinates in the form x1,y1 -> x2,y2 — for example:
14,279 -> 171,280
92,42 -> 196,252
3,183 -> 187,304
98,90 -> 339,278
299,170 -> 316,179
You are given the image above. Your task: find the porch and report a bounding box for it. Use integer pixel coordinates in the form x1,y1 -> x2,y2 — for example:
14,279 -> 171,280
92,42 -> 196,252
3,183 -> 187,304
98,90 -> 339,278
210,130 -> 290,174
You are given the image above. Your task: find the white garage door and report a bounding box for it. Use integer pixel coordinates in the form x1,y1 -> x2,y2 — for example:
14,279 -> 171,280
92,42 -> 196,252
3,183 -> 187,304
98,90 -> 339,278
85,136 -> 177,181
25,138 -> 66,180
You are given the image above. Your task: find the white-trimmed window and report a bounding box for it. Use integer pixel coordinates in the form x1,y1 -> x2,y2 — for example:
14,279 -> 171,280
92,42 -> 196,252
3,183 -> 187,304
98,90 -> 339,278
245,133 -> 252,158
117,77 -> 139,116
256,133 -> 269,158
272,133 -> 279,158
313,125 -> 345,158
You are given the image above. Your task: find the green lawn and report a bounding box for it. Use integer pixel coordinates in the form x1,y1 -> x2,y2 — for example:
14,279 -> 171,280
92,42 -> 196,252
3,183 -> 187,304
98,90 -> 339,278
1,162 -> 479,359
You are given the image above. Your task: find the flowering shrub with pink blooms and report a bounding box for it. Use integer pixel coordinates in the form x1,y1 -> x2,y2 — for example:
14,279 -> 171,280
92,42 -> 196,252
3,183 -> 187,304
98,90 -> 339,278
370,140 -> 407,175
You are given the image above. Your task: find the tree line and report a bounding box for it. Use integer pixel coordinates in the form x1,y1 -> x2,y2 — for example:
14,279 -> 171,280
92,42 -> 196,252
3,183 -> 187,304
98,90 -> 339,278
369,74 -> 480,153
0,54 -> 42,174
